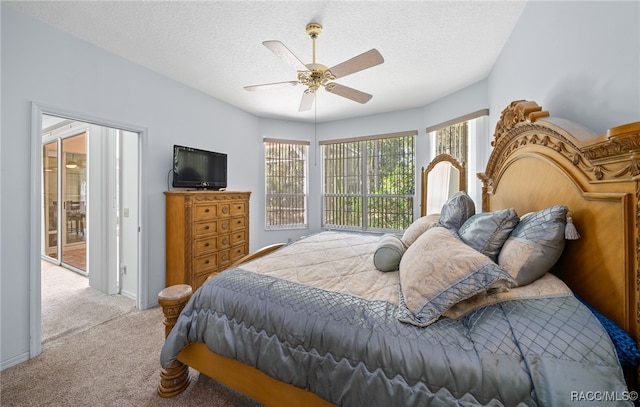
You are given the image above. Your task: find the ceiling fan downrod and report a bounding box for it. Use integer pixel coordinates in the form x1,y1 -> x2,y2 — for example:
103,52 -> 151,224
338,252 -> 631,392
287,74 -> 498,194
301,23 -> 333,94
306,23 -> 322,64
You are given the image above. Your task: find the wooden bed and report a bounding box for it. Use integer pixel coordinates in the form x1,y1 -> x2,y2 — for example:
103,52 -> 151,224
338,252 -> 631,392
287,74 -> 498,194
158,100 -> 640,405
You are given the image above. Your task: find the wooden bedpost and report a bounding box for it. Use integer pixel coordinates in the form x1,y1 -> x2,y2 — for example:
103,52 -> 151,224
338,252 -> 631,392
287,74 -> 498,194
157,284 -> 193,398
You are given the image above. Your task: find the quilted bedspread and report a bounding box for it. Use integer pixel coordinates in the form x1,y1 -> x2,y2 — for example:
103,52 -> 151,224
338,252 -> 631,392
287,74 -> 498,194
160,232 -> 630,406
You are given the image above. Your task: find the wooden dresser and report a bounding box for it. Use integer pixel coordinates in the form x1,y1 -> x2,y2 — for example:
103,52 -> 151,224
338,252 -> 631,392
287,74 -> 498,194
165,191 -> 250,290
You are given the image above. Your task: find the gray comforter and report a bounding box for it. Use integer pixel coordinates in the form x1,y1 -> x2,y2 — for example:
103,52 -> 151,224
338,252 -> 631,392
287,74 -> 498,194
160,233 -> 630,406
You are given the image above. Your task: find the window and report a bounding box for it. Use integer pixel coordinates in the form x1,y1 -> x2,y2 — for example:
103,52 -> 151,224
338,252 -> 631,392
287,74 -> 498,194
321,131 -> 416,232
425,109 -> 490,213
436,121 -> 468,163
264,139 -> 309,229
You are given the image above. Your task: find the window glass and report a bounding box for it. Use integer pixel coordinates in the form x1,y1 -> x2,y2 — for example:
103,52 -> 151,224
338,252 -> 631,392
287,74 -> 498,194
265,140 -> 308,230
322,133 -> 415,231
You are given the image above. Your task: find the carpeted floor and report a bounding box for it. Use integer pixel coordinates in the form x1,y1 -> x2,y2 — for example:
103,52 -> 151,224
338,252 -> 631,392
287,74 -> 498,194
41,260 -> 136,346
1,264 -> 261,407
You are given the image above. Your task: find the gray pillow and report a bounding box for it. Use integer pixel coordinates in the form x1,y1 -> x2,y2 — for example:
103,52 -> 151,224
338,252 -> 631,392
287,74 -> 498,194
439,191 -> 476,231
458,208 -> 520,262
373,234 -> 406,272
498,205 -> 567,286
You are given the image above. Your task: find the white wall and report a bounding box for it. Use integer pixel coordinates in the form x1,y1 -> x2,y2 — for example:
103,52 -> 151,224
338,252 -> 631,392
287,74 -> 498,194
489,1 -> 639,136
2,1 -> 638,369
0,5 -> 262,368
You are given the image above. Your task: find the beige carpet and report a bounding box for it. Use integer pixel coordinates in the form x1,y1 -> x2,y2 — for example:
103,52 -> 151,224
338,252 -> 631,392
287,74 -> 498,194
1,264 -> 261,406
40,261 -> 136,346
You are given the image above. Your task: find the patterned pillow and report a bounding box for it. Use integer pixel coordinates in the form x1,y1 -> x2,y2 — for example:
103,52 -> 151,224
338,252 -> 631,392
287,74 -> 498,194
401,213 -> 441,247
438,191 -> 476,231
458,208 -> 520,262
498,205 -> 567,286
397,227 -> 515,327
373,234 -> 406,272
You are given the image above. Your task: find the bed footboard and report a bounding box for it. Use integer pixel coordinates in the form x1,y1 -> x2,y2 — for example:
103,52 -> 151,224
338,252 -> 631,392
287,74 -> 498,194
157,243 -> 286,398
157,284 -> 193,398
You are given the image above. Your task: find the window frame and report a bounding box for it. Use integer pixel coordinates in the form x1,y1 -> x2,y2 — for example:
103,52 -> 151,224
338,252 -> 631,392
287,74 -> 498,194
264,138 -> 309,230
320,131 -> 417,233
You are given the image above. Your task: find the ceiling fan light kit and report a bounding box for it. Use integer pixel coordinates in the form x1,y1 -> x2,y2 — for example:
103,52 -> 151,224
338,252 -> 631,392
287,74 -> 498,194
244,22 -> 384,112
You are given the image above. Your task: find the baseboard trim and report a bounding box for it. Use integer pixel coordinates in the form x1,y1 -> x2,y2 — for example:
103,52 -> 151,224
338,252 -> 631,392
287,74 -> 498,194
1,351 -> 30,371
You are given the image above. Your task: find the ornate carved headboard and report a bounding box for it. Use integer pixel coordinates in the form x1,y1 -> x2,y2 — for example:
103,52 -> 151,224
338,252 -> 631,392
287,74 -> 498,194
480,100 -> 640,345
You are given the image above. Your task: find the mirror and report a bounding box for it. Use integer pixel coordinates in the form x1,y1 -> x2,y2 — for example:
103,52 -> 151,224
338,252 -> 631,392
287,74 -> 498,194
421,154 -> 466,216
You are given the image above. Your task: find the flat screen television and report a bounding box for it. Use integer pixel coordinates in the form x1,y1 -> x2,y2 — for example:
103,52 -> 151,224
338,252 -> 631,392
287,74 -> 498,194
172,145 -> 227,190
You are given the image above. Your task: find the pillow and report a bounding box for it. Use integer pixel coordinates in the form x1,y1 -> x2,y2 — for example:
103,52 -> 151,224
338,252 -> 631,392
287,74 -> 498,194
397,227 -> 515,327
498,205 -> 567,286
401,213 -> 441,247
373,234 -> 406,272
438,191 -> 476,231
444,273 -> 571,319
458,208 -> 520,262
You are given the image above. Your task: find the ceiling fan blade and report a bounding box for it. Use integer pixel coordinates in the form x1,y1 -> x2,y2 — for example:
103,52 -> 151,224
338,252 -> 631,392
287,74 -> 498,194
299,90 -> 315,111
325,83 -> 372,104
263,40 -> 308,72
328,49 -> 384,79
244,81 -> 299,92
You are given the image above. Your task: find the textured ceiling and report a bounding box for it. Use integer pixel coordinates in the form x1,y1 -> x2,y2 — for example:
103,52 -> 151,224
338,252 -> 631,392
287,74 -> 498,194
7,1 -> 527,123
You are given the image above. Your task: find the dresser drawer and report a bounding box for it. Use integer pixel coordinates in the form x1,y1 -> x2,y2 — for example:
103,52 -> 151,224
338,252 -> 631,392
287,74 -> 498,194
193,253 -> 217,273
194,204 -> 218,221
218,249 -> 231,266
230,244 -> 247,262
230,202 -> 246,216
218,203 -> 231,218
231,230 -> 245,245
230,216 -> 246,231
193,271 -> 216,289
194,220 -> 217,237
193,236 -> 217,257
217,219 -> 231,234
217,234 -> 231,249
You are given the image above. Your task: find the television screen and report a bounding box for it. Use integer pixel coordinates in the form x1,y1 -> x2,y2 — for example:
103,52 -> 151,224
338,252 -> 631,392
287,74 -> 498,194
172,145 -> 227,190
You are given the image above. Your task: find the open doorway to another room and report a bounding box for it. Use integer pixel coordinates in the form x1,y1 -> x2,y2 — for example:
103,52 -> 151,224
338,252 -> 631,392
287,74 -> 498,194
40,114 -> 140,345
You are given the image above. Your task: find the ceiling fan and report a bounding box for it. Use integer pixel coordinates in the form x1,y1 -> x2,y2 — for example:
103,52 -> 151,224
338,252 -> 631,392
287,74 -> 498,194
244,23 -> 384,112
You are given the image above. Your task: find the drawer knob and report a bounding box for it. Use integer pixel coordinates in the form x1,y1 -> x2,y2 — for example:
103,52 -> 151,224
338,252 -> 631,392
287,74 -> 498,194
204,242 -> 210,247
205,208 -> 210,213
204,260 -> 209,264
205,225 -> 210,230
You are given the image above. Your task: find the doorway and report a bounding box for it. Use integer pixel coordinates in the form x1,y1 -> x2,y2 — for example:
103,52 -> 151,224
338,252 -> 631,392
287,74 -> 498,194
41,114 -> 140,296
40,113 -> 141,343
31,103 -> 148,359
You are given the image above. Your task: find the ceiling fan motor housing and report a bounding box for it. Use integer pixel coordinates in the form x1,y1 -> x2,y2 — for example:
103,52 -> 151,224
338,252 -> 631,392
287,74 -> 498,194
305,23 -> 322,38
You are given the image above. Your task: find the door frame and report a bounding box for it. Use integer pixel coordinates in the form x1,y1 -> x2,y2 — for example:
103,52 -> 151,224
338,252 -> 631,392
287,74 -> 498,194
30,102 -> 150,358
